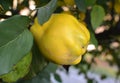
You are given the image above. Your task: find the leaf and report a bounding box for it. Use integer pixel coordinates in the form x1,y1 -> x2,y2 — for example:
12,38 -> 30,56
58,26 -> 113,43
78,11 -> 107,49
0,52 -> 32,83
17,70 -> 51,83
37,0 -> 57,25
0,0 -> 13,11
0,15 -> 33,75
34,71 -> 51,83
91,5 -> 105,30
87,25 -> 98,48
44,62 -> 58,73
17,64 -> 56,83
85,0 -> 96,7
75,0 -> 96,12
17,61 -> 58,83
25,41 -> 48,79
75,0 -> 86,12
89,30 -> 98,48
54,73 -> 62,82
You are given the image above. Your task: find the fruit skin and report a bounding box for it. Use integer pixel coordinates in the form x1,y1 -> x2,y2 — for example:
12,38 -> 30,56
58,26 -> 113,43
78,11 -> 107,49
114,0 -> 120,14
30,14 -> 90,65
63,0 -> 75,6
0,52 -> 32,82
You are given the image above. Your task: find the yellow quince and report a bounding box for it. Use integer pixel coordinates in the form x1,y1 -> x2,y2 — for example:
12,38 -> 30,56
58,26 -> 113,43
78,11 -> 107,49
30,14 -> 90,65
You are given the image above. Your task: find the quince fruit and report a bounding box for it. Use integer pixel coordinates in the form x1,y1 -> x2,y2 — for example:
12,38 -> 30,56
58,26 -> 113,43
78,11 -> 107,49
30,14 -> 90,65
0,52 -> 32,82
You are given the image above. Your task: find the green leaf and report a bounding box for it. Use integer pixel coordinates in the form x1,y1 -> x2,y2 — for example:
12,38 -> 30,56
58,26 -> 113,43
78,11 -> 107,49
89,30 -> 98,48
34,70 -> 51,83
25,41 -> 48,79
0,0 -> 13,11
44,62 -> 58,73
54,73 -> 62,82
17,61 -> 58,83
17,64 -> 55,83
75,0 -> 96,12
91,5 -> 105,30
87,24 -> 98,48
85,0 -> 96,7
37,0 -> 57,25
0,52 -> 32,83
17,70 -> 51,83
0,15 -> 33,75
75,0 -> 86,12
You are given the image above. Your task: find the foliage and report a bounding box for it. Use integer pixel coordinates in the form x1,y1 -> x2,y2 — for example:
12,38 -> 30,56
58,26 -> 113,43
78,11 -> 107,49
0,0 -> 120,83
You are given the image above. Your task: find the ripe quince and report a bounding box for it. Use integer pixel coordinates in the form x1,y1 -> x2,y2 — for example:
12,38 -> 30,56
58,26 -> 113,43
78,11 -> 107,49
30,14 -> 90,65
